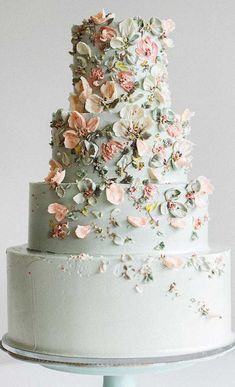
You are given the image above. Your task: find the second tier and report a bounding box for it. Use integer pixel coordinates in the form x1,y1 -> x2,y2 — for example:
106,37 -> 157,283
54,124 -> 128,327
28,178 -> 210,255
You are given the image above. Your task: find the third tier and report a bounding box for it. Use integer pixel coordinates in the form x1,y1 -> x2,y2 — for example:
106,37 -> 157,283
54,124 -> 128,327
28,178 -> 210,255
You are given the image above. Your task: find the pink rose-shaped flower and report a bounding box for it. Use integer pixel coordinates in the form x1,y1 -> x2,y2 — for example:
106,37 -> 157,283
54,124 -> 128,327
48,203 -> 69,222
106,183 -> 125,205
89,67 -> 104,87
51,222 -> 69,239
101,140 -> 124,161
136,36 -> 158,62
94,26 -> 117,50
90,10 -> 115,25
127,216 -> 148,227
45,159 -> 65,187
75,224 -> 92,239
117,71 -> 135,92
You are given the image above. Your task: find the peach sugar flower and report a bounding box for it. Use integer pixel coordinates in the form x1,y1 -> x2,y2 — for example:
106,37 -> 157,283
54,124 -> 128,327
117,71 -> 135,92
85,80 -> 117,113
169,217 -> 187,229
136,36 -> 158,62
101,140 -> 124,161
45,160 -> 65,187
90,9 -> 115,25
48,203 -> 69,222
63,111 -> 100,149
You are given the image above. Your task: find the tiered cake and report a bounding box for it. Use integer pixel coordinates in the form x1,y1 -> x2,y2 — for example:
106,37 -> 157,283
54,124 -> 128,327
5,10 -> 233,358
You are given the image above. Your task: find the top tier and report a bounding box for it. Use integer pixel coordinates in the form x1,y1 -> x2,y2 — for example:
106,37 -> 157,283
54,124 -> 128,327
50,10 -> 194,185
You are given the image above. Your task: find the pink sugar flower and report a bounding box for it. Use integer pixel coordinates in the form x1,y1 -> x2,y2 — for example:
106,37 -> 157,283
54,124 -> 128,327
117,71 -> 135,92
94,26 -> 117,50
51,222 -> 69,239
127,216 -> 148,228
89,67 -> 104,87
143,184 -> 156,198
45,159 -> 65,187
75,224 -> 92,239
106,183 -> 125,205
136,36 -> 158,62
48,203 -> 69,222
101,140 -> 124,161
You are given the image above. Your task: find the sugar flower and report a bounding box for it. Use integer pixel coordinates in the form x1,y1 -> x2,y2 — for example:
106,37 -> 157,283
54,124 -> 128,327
171,140 -> 193,169
94,26 -> 117,51
101,140 -> 124,161
51,222 -> 69,239
90,9 -> 115,25
136,36 -> 158,62
45,159 -> 65,187
63,111 -> 100,149
110,18 -> 139,50
73,178 -> 97,205
85,81 -> 117,113
113,104 -> 153,156
127,216 -> 148,227
48,203 -> 69,222
75,224 -> 92,239
106,183 -> 125,205
89,67 -> 104,87
117,71 -> 135,92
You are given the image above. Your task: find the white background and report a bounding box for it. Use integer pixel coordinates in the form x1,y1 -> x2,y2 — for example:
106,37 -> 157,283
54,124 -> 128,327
0,0 -> 235,386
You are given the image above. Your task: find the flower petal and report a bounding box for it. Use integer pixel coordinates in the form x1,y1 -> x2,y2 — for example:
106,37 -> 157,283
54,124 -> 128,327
85,94 -> 103,113
86,116 -> 100,132
136,138 -> 148,156
127,216 -> 148,227
162,256 -> 183,269
106,183 -> 125,205
169,217 -> 187,229
76,42 -> 91,57
75,224 -> 91,239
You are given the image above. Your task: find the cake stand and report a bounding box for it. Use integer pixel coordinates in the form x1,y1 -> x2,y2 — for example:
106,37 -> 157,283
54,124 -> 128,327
1,335 -> 235,387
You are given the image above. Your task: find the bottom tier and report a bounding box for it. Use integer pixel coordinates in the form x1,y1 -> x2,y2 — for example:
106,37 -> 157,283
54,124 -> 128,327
6,245 -> 233,358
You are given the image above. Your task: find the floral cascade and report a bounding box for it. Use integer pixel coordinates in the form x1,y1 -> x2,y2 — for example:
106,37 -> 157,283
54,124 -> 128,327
42,10 -> 213,254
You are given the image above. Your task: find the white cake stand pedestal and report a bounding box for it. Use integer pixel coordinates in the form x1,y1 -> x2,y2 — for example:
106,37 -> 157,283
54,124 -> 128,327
1,335 -> 235,387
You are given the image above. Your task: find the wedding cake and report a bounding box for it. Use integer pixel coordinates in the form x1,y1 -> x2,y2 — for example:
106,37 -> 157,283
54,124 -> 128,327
5,10 -> 233,359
